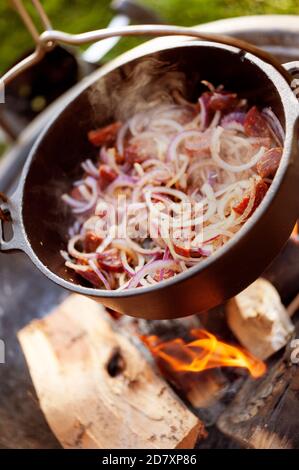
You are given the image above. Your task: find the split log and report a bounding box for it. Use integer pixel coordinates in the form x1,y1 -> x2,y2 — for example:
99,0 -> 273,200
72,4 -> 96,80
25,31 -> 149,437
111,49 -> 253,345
18,295 -> 204,449
217,318 -> 299,449
226,278 -> 294,360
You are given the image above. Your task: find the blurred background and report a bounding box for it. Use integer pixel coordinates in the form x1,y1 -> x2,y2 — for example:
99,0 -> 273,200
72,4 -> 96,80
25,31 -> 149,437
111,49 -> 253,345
1,0 -> 299,74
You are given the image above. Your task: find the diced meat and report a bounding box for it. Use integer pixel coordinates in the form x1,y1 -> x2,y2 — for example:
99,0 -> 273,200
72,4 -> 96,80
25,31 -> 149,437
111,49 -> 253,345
233,180 -> 268,217
84,232 -> 102,253
233,197 -> 250,215
244,106 -> 271,138
208,91 -> 239,112
124,143 -> 142,164
124,138 -> 156,163
115,150 -> 125,165
251,180 -> 268,214
79,269 -> 103,288
88,122 -> 121,147
173,241 -> 204,258
256,147 -> 282,179
97,248 -> 123,272
153,269 -> 175,282
251,137 -> 272,152
99,164 -> 118,190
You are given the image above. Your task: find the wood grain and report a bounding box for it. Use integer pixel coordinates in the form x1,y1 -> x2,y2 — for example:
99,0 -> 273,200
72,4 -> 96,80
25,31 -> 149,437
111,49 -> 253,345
18,294 -> 204,449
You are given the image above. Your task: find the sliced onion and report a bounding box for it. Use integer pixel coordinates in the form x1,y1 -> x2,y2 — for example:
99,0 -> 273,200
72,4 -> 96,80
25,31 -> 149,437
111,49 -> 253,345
221,111 -> 246,127
209,110 -> 221,128
132,169 -> 171,201
198,96 -> 208,131
167,129 -> 203,162
62,194 -> 86,209
262,107 -> 285,146
120,250 -> 135,275
71,178 -> 99,214
150,118 -> 184,133
166,155 -> 188,188
116,121 -> 130,156
211,126 -> 265,173
100,146 -> 109,164
81,159 -> 99,177
145,186 -> 190,202
125,237 -> 161,255
107,174 -> 138,195
127,259 -> 178,289
88,259 -> 111,290
62,87 -> 281,292
67,235 -> 97,260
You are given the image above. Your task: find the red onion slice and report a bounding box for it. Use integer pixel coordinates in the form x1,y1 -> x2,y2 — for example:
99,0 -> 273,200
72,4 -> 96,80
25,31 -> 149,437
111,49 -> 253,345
167,129 -> 203,162
107,174 -> 138,195
262,107 -> 285,146
127,259 -> 178,289
88,259 -> 111,290
81,159 -> 99,177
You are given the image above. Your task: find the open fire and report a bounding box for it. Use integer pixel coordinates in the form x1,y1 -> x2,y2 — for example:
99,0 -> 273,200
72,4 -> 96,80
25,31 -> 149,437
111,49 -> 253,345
142,328 -> 266,379
140,225 -> 298,383
18,237 -> 299,449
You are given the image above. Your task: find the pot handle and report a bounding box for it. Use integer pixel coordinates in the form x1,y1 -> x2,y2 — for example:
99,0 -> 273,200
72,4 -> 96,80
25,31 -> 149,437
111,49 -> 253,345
0,190 -> 25,252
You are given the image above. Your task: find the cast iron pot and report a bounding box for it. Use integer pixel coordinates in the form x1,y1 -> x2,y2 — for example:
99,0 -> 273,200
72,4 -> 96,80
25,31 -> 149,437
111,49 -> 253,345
1,38 -> 299,319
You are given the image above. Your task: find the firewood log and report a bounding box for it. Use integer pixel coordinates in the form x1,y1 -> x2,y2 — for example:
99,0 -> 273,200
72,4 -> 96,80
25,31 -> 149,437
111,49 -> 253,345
18,295 -> 204,449
226,278 -> 294,360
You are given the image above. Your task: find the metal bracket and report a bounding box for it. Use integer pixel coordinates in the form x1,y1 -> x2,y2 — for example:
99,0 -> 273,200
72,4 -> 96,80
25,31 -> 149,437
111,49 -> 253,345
0,191 -> 23,252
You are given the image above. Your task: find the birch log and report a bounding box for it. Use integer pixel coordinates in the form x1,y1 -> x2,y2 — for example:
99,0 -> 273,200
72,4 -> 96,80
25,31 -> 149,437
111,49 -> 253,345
226,278 -> 294,360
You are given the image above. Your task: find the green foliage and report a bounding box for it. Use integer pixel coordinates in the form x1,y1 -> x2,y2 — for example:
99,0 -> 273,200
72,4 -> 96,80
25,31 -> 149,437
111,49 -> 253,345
1,0 -> 299,73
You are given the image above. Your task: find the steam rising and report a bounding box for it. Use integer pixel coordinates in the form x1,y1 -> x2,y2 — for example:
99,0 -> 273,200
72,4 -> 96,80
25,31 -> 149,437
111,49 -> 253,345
88,57 -> 187,123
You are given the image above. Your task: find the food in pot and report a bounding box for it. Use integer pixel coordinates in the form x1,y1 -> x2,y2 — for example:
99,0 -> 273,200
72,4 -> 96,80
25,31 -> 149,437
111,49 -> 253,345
61,82 -> 284,290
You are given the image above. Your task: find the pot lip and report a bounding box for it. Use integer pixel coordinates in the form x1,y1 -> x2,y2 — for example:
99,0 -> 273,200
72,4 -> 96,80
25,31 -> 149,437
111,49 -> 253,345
18,38 -> 299,299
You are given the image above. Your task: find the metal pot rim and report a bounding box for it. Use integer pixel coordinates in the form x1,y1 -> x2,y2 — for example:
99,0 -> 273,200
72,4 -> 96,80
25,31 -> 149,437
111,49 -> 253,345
10,38 -> 299,299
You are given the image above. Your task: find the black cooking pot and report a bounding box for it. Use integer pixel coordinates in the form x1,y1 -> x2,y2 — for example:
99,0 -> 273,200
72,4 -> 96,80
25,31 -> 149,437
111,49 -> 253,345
1,39 -> 299,319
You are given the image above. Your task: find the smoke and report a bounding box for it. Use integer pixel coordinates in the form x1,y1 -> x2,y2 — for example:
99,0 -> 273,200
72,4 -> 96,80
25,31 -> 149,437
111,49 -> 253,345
88,56 -> 187,123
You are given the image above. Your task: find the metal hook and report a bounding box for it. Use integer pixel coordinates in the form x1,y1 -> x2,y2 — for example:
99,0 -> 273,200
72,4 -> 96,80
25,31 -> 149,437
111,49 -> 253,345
3,0 -> 54,85
31,0 -> 52,30
11,0 -> 40,44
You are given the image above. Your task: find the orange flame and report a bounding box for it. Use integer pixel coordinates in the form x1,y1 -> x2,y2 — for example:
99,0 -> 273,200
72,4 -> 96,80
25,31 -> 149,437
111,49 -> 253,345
291,222 -> 298,239
142,329 -> 266,379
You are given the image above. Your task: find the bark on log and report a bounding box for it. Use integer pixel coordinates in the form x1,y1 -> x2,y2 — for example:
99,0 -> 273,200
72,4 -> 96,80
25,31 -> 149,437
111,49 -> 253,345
18,295 -> 204,449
